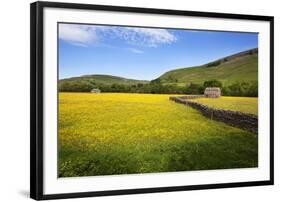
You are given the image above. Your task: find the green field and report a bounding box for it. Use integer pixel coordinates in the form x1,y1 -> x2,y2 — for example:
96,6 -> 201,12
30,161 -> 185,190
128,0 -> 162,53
59,93 -> 258,177
192,97 -> 258,115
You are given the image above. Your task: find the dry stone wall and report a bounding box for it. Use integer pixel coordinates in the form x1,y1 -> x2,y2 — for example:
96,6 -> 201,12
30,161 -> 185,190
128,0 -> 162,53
170,96 -> 258,134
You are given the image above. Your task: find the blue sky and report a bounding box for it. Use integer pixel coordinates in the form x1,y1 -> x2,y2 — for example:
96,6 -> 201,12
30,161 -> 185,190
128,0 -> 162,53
59,23 -> 258,80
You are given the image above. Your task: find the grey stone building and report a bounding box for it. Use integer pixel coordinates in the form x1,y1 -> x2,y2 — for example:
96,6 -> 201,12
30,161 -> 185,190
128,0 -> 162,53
91,88 -> 101,93
204,87 -> 221,98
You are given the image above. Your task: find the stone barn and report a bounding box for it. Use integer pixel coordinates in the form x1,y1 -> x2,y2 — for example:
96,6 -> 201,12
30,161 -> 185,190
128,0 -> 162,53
91,88 -> 101,93
204,87 -> 221,98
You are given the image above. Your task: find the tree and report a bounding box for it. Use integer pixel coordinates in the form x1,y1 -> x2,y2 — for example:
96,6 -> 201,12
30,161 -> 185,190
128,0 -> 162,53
206,61 -> 221,67
151,78 -> 161,84
203,79 -> 222,88
185,83 -> 203,94
222,81 -> 258,97
58,80 -> 94,92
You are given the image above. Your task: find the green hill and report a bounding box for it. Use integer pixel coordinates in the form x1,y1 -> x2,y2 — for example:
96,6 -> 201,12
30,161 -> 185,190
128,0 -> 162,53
60,74 -> 149,85
158,48 -> 258,86
59,74 -> 149,92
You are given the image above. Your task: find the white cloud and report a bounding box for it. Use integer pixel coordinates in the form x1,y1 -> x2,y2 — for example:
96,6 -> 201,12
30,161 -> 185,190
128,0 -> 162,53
123,27 -> 177,47
59,24 -> 97,46
59,24 -> 177,47
127,48 -> 144,54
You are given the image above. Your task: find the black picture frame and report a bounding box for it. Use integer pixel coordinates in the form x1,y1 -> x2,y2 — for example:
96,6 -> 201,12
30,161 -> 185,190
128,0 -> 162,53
30,1 -> 274,200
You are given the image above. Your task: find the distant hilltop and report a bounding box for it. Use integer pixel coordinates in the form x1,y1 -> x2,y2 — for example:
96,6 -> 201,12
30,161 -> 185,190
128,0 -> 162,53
60,74 -> 149,85
157,48 -> 258,86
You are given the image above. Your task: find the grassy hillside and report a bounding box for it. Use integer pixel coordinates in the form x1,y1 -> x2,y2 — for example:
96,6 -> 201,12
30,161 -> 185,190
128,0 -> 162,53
60,74 -> 149,86
59,74 -> 149,92
158,48 -> 258,86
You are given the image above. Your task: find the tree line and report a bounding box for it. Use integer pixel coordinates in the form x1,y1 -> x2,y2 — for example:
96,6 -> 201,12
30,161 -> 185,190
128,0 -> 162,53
59,79 -> 258,97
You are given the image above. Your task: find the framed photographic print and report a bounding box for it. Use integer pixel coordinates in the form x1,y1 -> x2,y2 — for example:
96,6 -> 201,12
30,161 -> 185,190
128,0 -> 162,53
30,1 -> 274,200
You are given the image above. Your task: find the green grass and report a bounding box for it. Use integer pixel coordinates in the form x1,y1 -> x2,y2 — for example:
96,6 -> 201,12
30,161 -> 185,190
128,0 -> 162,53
158,49 -> 258,86
191,96 -> 258,115
59,93 -> 258,177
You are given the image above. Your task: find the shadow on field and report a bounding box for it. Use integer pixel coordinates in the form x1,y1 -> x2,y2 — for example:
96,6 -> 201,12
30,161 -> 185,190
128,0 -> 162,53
59,131 -> 258,177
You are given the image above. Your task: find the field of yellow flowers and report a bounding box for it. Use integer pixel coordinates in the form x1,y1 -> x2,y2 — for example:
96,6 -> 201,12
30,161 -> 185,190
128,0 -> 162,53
59,93 -> 258,177
192,96 -> 258,115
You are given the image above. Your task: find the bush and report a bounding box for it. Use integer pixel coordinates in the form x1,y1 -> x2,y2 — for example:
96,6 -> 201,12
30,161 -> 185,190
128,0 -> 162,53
59,80 -> 94,92
222,81 -> 258,97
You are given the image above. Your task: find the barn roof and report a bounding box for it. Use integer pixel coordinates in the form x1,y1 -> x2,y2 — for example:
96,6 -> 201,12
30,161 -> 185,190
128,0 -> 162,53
204,87 -> 221,91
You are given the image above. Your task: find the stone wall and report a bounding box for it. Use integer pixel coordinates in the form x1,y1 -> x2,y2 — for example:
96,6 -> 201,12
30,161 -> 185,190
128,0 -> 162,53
170,96 -> 258,134
177,95 -> 206,99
